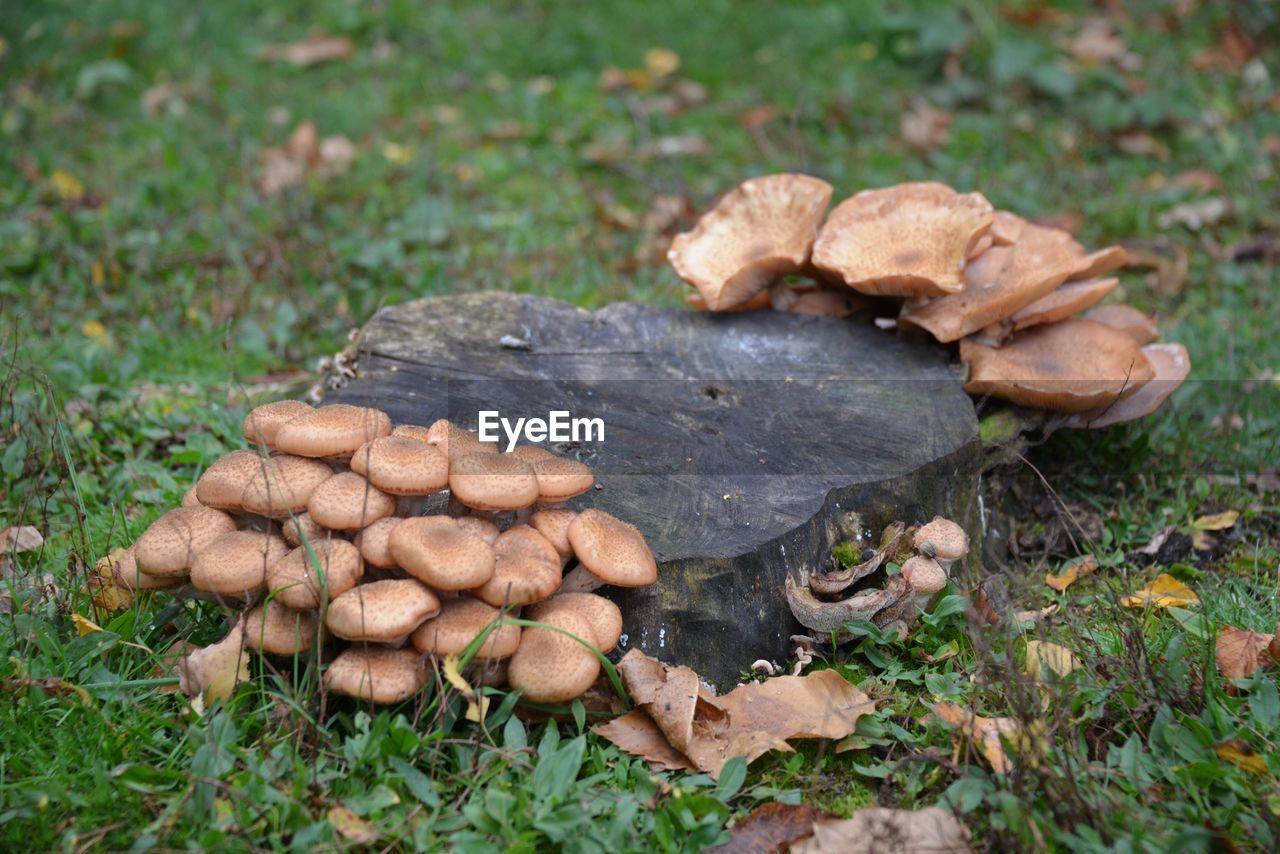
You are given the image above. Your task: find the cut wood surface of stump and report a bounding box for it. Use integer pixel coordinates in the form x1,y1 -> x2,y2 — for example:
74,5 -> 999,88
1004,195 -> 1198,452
328,293 -> 981,688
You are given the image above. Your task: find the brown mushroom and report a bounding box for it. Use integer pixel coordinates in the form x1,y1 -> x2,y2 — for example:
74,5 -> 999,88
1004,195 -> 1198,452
901,555 -> 949,611
912,517 -> 969,571
242,400 -> 311,448
195,450 -> 266,511
1081,304 -> 1161,345
244,600 -> 318,655
273,404 -> 391,459
265,539 -> 364,610
449,453 -> 540,511
532,456 -> 594,504
135,506 -> 238,578
306,470 -> 396,531
322,646 -> 426,704
474,525 -> 562,607
530,508 -> 576,565
354,517 -> 403,569
1064,342 -> 1191,429
390,516 -> 496,590
979,277 -> 1119,342
525,593 -> 623,653
280,512 -> 329,549
684,289 -> 776,313
420,419 -> 498,460
349,436 -> 449,496
189,530 -> 288,599
506,610 -> 601,704
1070,245 -> 1128,281
560,509 -> 658,593
104,546 -> 183,591
411,597 -> 522,659
326,578 -> 441,645
240,455 -> 333,518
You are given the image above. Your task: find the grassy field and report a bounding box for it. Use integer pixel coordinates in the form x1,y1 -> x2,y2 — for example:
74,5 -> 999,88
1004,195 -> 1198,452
3,0 -> 1279,849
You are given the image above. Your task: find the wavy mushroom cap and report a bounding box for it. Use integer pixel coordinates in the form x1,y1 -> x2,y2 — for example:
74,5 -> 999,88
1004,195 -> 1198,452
280,512 -> 329,549
532,456 -> 594,503
326,578 -> 441,643
195,450 -> 267,511
898,221 -> 1083,343
668,173 -> 834,312
901,555 -> 948,594
986,276 -> 1119,339
349,436 -> 449,496
390,516 -> 495,590
530,508 -> 577,562
567,509 -> 658,588
273,404 -> 391,459
420,419 -> 498,460
354,516 -> 403,569
960,319 -> 1155,413
454,515 -> 500,545
525,592 -> 623,653
306,471 -> 396,531
449,453 -> 540,511
1081,304 -> 1161,345
240,455 -> 333,518
135,506 -> 237,578
1065,342 -> 1191,429
244,600 -> 318,655
475,525 -> 562,608
180,486 -> 202,507
411,597 -> 522,659
323,646 -> 426,704
189,531 -> 288,598
265,539 -> 363,610
103,547 -> 182,591
812,181 -> 994,298
1070,245 -> 1128,281
242,400 -> 312,448
507,610 -> 601,704
989,210 -> 1025,245
912,517 -> 969,563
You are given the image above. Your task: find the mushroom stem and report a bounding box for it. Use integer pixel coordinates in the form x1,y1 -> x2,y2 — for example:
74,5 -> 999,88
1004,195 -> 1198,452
557,565 -> 604,594
513,506 -> 533,526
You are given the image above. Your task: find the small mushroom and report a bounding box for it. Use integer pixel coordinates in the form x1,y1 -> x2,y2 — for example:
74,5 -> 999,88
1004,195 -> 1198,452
326,578 -> 441,645
1063,342 -> 1191,429
525,592 -> 624,653
240,455 -> 334,518
349,436 -> 449,496
195,450 -> 267,511
135,506 -> 238,578
474,525 -> 563,607
306,471 -> 396,531
353,516 -> 403,569
1081,304 -> 1161,345
273,404 -> 392,460
901,555 -> 949,611
242,400 -> 312,448
322,646 -> 426,704
449,453 -> 540,511
189,530 -> 288,600
786,289 -> 865,318
418,419 -> 498,460
684,289 -> 775,313
104,546 -> 183,591
506,610 -> 601,704
280,512 -> 329,549
265,539 -> 364,610
530,508 -> 577,565
411,597 -> 521,659
244,600 -> 318,655
668,173 -> 834,311
560,509 -> 658,593
390,516 -> 495,590
912,517 -> 969,572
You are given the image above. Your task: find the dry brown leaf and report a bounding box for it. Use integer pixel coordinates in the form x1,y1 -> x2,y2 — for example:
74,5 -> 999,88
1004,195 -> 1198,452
901,100 -> 952,153
1014,604 -> 1059,624
791,807 -> 971,853
1024,641 -> 1081,680
1121,573 -> 1199,609
1045,554 -> 1098,592
258,35 -> 355,67
327,806 -> 376,843
715,802 -> 835,853
0,525 -> 42,553
927,701 -> 1021,774
176,619 -> 250,707
1216,626 -> 1274,680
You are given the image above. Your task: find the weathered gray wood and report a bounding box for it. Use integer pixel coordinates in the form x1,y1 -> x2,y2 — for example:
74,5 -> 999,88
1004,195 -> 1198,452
328,293 -> 981,688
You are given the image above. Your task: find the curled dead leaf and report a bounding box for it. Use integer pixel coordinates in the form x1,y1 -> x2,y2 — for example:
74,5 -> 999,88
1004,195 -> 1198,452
1121,573 -> 1199,609
1216,626 -> 1274,681
1045,554 -> 1098,592
791,807 -> 971,853
1024,641 -> 1081,680
715,802 -> 835,853
927,701 -> 1025,774
176,619 -> 250,706
1215,739 -> 1269,775
327,806 -> 375,843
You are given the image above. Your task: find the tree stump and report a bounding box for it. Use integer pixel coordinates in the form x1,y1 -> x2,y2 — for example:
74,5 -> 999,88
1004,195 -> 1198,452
328,293 -> 981,688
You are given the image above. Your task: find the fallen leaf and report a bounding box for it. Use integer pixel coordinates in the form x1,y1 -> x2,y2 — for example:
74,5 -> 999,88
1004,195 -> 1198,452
72,613 -> 104,636
0,526 -> 42,553
1024,641 -> 1081,680
1045,554 -> 1098,592
176,619 -> 250,706
1121,573 -> 1199,609
0,676 -> 92,705
900,100 -> 952,153
1215,739 -> 1269,774
1192,510 -> 1239,531
258,35 -> 355,67
1216,626 -> 1274,680
380,141 -> 414,165
49,169 -> 85,201
327,806 -> 375,843
644,47 -> 681,78
1014,604 -> 1059,624
713,802 -> 834,853
792,807 -> 971,853
1069,18 -> 1127,65
927,701 -> 1024,774
441,654 -> 488,723
1156,198 -> 1229,231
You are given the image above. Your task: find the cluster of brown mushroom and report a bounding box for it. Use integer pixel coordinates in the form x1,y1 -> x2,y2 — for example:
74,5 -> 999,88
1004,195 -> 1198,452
669,176 -> 1190,427
785,517 -> 968,638
101,401 -> 659,706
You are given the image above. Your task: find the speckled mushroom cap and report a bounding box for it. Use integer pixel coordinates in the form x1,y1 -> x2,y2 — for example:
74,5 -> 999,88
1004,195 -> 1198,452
912,517 -> 969,563
104,547 -> 183,591
475,525 -> 562,607
567,509 -> 658,588
530,508 -> 577,563
532,456 -> 594,503
306,471 -> 396,531
507,610 -> 600,704
1070,245 -> 1128,281
265,539 -> 364,610
510,444 -> 556,464
135,506 -> 237,577
525,593 -> 623,653
280,512 -> 329,549
391,423 -> 433,442
667,173 -> 834,312
898,221 -> 1083,343
1081,304 -> 1161,345
411,597 -> 522,659
242,400 -> 312,448
240,455 -> 334,518
812,182 -> 994,298
195,450 -> 266,511
189,531 -> 288,597
989,211 -> 1025,246
1066,342 -> 1191,429
961,318 -> 1156,412
349,436 -> 449,496
354,517 -> 402,569
786,289 -> 863,318
180,486 -> 202,507
449,453 -> 540,511
455,516 -> 500,545
273,404 -> 392,459
322,646 -> 426,704
901,555 -> 948,594
422,419 -> 498,460
985,276 -> 1119,339
326,578 -> 441,643
389,516 -> 495,590
244,600 -> 318,654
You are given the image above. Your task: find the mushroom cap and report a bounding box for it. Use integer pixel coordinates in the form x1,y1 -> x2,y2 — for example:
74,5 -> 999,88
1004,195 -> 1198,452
525,592 -> 623,653
244,600 -> 318,654
273,404 -> 391,459
1065,342 -> 1191,429
455,515 -> 500,545
411,597 -> 522,659
180,486 -> 202,507
989,276 -> 1119,338
449,453 -> 540,511
510,444 -> 556,464
354,517 -> 403,569
391,423 -> 433,442
787,289 -> 864,318
684,288 -> 776,313
280,512 -> 329,549
323,646 -> 426,704
530,508 -> 577,562
1081,304 -> 1161,345
195,450 -> 266,511
189,531 -> 288,598
567,509 -> 658,588
135,506 -> 237,577
898,221 -> 1084,343
1070,245 -> 1128,281
668,173 -> 834,311
811,182 -> 994,298
349,436 -> 449,496
240,455 -> 334,518
967,233 -> 994,261
306,471 -> 396,531
242,400 -> 312,448
989,210 -> 1025,246
265,539 -> 364,610
420,419 -> 498,460
506,610 -> 601,704
390,516 -> 496,590
960,318 -> 1156,412
912,517 -> 969,562
901,555 -> 948,594
104,546 -> 183,591
532,456 -> 594,503
326,578 -> 441,643
475,525 -> 563,607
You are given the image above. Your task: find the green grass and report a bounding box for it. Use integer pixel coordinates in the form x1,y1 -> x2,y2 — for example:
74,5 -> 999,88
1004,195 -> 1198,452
3,0 -> 1279,849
